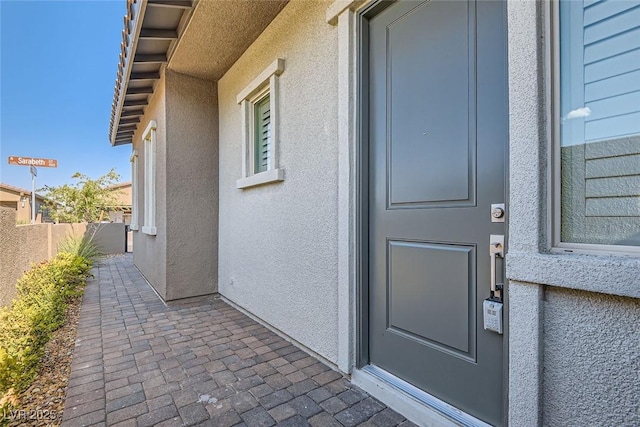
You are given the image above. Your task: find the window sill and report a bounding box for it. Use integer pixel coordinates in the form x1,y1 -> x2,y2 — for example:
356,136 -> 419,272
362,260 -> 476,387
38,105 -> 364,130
236,168 -> 284,189
130,224 -> 139,231
142,226 -> 157,236
506,250 -> 640,299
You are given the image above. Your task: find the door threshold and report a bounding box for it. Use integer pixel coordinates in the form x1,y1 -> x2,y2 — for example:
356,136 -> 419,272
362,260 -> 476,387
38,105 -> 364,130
352,365 -> 492,427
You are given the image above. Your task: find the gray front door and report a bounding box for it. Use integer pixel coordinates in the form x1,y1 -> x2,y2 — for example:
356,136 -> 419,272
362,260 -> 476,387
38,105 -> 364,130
367,0 -> 508,425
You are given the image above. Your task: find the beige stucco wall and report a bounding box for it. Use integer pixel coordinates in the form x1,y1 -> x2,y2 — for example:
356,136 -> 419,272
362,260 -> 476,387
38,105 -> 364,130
0,207 -> 49,306
132,69 -> 218,301
217,0 -> 340,364
86,223 -> 127,255
165,69 -> 218,300
110,183 -> 132,207
0,187 -> 45,223
132,72 -> 168,298
108,183 -> 132,223
506,1 -> 640,425
0,188 -> 22,203
542,287 -> 640,425
0,207 -> 125,307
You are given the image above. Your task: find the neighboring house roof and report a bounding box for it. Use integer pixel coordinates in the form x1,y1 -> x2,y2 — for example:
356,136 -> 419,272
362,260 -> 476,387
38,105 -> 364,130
0,183 -> 46,201
108,0 -> 288,147
107,181 -> 132,190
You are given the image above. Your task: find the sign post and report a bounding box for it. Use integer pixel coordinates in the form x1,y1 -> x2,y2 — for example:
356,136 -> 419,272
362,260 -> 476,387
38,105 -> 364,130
30,166 -> 37,224
7,156 -> 58,224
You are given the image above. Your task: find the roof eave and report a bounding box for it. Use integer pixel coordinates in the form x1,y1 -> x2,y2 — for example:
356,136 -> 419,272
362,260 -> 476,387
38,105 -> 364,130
109,0 -> 196,147
110,0 -> 147,146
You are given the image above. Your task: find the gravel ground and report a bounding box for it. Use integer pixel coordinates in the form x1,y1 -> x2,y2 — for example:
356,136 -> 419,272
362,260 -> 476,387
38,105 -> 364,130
7,296 -> 82,427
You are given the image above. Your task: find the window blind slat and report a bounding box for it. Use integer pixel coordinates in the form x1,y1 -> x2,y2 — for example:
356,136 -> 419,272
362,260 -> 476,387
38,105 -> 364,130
254,94 -> 271,173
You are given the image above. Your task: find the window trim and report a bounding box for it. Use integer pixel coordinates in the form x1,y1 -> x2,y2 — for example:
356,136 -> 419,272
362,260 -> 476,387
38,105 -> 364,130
549,0 -> 640,256
236,58 -> 285,189
142,120 -> 157,236
129,149 -> 139,231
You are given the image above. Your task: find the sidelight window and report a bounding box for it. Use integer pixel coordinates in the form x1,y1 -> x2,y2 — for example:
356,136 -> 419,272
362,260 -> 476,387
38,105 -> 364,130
554,0 -> 640,251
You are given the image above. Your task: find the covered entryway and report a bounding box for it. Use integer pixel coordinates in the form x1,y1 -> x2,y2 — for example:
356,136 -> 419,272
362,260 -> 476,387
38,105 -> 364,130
361,0 -> 508,425
62,255 -> 410,426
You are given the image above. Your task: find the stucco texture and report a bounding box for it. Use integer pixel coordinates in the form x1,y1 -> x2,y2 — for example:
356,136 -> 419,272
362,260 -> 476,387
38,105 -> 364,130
505,1 -> 640,425
0,208 -> 48,306
132,72 -> 168,298
169,0 -> 288,81
217,0 -> 340,364
0,207 -> 125,307
165,70 -> 218,300
131,69 -> 219,301
543,287 -> 640,425
508,281 -> 543,427
109,183 -> 132,208
0,186 -> 46,224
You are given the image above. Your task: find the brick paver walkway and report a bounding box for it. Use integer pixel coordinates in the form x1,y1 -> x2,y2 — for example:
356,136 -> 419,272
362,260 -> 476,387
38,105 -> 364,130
62,254 -> 415,427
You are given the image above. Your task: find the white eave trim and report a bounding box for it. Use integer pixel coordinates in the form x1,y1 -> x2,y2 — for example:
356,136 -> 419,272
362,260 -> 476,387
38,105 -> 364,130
111,0 -> 148,146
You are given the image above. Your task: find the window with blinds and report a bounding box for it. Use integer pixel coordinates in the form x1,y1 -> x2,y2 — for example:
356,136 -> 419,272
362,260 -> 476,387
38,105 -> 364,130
254,94 -> 271,173
558,0 -> 640,248
235,58 -> 284,189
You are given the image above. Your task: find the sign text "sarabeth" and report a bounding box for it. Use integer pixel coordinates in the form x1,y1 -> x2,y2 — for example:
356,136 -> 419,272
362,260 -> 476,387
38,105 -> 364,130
8,156 -> 58,168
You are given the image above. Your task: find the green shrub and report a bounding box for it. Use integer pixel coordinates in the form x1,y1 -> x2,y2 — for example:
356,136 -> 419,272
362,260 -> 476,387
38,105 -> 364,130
0,251 -> 93,409
57,232 -> 103,263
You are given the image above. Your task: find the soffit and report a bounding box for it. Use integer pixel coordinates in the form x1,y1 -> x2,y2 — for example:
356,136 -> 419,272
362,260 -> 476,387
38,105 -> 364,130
109,0 -> 195,146
109,0 -> 288,147
168,0 -> 289,81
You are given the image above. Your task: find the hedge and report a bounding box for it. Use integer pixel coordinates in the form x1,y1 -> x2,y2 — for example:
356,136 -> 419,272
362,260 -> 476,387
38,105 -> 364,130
0,251 -> 93,414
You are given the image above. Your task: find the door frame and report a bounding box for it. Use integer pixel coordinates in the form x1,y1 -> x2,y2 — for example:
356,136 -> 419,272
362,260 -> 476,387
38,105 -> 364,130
353,1 -> 511,424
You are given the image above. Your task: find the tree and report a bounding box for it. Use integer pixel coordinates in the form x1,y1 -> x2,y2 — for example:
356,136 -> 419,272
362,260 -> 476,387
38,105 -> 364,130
39,169 -> 124,223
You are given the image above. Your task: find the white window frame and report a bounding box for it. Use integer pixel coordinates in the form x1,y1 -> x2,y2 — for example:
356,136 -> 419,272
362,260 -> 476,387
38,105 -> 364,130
549,1 -> 640,256
129,149 -> 139,231
142,120 -> 157,236
236,58 -> 285,189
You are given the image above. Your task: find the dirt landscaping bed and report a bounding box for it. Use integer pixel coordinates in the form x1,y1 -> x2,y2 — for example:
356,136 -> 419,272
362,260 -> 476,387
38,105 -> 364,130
7,296 -> 82,427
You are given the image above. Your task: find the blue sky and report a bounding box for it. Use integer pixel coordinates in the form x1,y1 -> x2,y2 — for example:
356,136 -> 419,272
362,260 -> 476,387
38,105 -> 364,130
1,0 -> 132,192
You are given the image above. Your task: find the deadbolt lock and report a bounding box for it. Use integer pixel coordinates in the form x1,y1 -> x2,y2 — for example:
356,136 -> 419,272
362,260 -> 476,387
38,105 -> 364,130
491,203 -> 505,223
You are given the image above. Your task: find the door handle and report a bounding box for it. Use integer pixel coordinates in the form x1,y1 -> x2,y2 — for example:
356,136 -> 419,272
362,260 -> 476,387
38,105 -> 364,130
489,234 -> 504,300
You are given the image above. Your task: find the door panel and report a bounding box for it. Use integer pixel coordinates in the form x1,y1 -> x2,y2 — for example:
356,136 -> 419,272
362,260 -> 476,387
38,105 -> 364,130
388,240 -> 474,357
367,1 -> 508,425
387,0 -> 474,207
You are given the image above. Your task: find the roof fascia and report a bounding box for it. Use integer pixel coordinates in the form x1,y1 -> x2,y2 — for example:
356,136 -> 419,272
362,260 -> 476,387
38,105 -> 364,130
110,0 -> 149,146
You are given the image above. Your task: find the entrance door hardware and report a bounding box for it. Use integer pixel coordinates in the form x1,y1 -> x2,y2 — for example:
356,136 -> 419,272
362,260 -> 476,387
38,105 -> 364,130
485,234 -> 505,334
491,203 -> 505,222
489,234 -> 504,300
